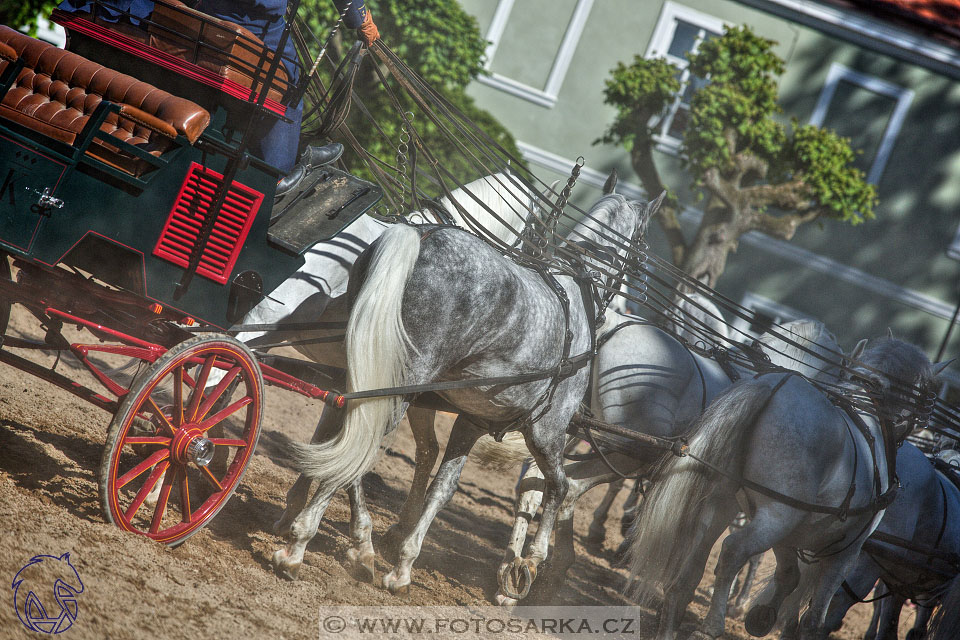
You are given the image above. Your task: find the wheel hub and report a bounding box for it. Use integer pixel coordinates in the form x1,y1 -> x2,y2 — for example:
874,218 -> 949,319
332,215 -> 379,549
171,427 -> 214,466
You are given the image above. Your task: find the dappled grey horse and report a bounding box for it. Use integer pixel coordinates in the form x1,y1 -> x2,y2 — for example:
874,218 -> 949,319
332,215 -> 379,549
271,176 -> 663,592
627,337 -> 949,640
490,316 -> 844,605
769,443 -> 960,640
200,173 -> 542,575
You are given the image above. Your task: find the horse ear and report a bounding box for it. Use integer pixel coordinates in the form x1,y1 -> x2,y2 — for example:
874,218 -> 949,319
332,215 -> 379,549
602,168 -> 618,195
647,190 -> 667,216
850,338 -> 868,362
932,359 -> 955,378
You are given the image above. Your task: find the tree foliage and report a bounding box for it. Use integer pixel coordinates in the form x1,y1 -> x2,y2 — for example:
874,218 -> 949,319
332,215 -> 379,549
299,0 -> 522,196
598,25 -> 877,285
0,0 -> 58,36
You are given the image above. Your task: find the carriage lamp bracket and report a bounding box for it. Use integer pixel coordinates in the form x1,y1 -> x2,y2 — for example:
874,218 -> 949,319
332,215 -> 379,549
26,187 -> 64,216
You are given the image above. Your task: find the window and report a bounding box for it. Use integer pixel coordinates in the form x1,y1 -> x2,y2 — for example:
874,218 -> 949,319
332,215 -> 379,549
645,2 -> 725,151
949,225 -> 960,261
732,292 -> 805,338
810,63 -> 914,184
477,0 -> 595,108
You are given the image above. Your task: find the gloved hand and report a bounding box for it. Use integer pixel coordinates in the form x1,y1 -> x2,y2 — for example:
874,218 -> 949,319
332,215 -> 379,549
358,7 -> 379,46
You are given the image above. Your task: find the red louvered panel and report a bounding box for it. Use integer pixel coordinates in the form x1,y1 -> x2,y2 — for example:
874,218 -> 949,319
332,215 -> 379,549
153,163 -> 265,285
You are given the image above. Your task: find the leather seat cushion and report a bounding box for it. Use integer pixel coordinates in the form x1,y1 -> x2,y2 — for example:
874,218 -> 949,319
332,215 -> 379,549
0,25 -> 210,175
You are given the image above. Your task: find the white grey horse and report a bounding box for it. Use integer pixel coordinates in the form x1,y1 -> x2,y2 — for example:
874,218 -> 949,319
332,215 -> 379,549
490,316 -> 844,605
271,177 -> 663,592
769,443 -> 960,639
177,173 -> 541,577
626,337 -> 949,640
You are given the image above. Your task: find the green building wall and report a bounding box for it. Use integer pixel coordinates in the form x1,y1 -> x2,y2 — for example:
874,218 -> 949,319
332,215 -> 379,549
459,0 -> 960,368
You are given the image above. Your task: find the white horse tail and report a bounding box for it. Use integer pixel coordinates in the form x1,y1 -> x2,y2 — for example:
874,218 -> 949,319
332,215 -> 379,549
472,432 -> 530,471
290,224 -> 421,490
627,380 -> 775,605
930,575 -> 960,640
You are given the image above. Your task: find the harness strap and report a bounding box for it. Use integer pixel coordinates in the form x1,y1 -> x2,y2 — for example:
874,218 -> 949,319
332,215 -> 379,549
712,346 -> 741,383
841,580 -> 892,604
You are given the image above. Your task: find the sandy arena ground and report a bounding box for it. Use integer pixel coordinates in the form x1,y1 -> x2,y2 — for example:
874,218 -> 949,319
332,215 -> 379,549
0,302 -> 917,639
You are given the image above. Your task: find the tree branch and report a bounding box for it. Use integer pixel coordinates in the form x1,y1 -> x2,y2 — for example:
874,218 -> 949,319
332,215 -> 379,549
747,208 -> 824,240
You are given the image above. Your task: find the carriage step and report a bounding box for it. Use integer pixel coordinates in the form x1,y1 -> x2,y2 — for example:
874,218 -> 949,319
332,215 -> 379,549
267,167 -> 382,256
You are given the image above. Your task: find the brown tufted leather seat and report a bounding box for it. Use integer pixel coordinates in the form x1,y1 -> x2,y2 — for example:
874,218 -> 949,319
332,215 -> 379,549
0,25 -> 210,176
148,0 -> 291,105
52,0 -> 292,110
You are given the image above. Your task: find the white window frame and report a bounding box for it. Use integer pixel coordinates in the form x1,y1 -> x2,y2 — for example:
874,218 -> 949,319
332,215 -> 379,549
809,62 -> 914,184
477,0 -> 595,108
949,225 -> 960,261
645,2 -> 727,153
732,292 -> 806,337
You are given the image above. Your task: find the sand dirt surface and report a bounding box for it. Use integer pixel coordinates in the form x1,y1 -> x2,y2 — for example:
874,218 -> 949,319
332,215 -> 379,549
0,303 -> 915,639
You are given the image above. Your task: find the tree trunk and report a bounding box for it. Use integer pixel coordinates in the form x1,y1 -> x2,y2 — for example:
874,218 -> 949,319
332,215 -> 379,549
678,201 -> 740,288
630,145 -> 687,266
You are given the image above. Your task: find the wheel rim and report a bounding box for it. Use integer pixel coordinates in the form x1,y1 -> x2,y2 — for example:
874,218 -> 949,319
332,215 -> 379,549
104,342 -> 261,544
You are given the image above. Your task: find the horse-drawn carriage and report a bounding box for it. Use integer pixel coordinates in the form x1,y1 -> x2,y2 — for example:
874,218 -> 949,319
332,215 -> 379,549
4,3 -> 960,638
0,0 -> 378,545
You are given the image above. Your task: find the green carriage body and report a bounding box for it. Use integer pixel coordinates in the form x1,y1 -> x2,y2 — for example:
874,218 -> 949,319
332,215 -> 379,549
0,5 -> 379,329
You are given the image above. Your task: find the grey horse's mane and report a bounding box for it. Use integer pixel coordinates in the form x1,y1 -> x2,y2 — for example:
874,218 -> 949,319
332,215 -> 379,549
756,319 -> 843,381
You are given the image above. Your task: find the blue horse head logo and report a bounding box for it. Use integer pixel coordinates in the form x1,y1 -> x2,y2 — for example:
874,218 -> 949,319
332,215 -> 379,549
12,553 -> 84,634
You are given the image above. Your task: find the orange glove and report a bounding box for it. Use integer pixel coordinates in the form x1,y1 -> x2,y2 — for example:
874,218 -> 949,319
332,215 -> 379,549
359,8 -> 380,46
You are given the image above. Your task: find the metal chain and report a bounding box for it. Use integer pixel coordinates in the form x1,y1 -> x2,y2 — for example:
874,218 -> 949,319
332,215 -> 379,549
522,156 -> 584,259
395,111 -> 413,213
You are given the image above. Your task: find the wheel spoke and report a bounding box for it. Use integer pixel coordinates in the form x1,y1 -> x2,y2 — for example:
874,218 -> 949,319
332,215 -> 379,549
186,355 -> 216,422
199,396 -> 253,433
195,365 -> 240,423
123,436 -> 171,446
146,398 -> 175,435
123,461 -> 169,521
117,448 -> 170,489
173,366 -> 185,427
179,468 -> 191,523
149,468 -> 175,534
207,438 -> 248,447
200,465 -> 224,492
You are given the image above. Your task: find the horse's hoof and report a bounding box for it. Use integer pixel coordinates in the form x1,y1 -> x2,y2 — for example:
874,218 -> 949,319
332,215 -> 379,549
905,631 -> 925,640
499,557 -> 538,601
744,604 -> 778,637
346,548 -> 376,583
382,571 -> 411,596
272,549 -> 301,581
494,593 -> 517,607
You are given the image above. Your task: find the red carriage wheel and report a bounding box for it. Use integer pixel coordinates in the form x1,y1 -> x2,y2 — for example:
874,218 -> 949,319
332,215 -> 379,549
98,334 -> 264,546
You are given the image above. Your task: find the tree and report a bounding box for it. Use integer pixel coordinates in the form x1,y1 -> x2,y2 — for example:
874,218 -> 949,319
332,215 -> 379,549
598,25 -> 877,287
299,0 -> 523,193
1,0 -> 58,35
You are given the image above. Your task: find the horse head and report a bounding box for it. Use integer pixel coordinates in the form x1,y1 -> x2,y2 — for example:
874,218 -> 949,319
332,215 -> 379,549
846,337 -> 952,440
